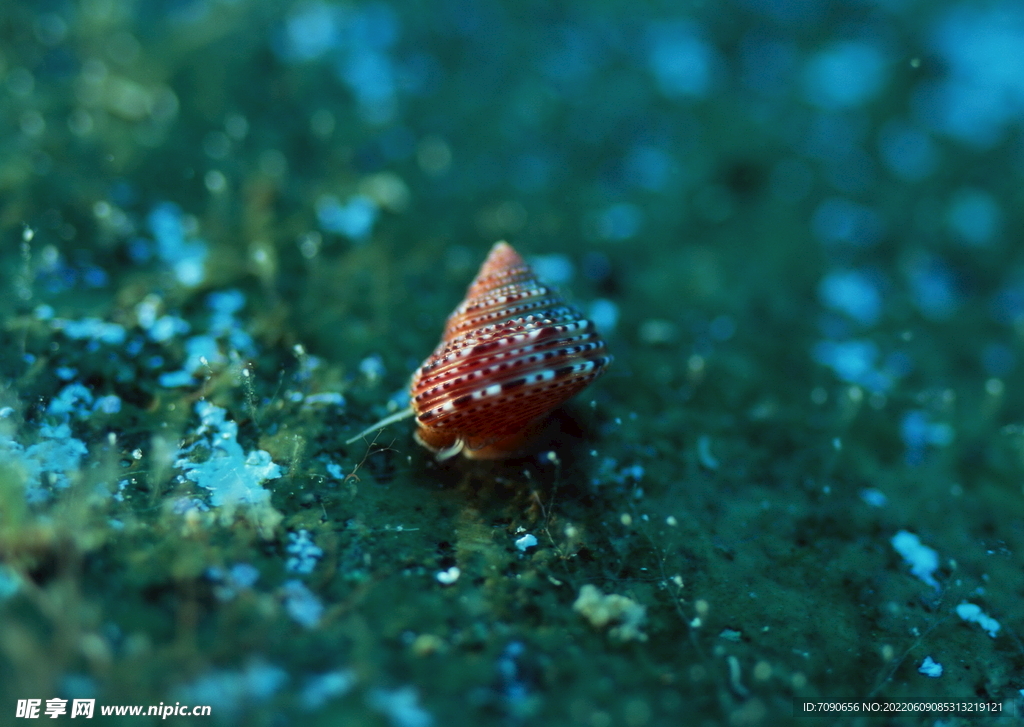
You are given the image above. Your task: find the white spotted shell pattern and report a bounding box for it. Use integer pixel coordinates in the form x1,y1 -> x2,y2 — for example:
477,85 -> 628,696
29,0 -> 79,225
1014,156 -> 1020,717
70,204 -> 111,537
409,241 -> 612,459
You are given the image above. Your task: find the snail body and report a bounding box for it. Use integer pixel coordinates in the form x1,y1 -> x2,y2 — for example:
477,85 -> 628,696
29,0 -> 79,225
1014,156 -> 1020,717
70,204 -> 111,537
348,241 -> 612,460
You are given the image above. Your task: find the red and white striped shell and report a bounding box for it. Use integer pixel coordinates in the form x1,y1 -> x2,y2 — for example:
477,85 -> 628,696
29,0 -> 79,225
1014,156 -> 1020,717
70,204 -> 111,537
409,241 -> 612,460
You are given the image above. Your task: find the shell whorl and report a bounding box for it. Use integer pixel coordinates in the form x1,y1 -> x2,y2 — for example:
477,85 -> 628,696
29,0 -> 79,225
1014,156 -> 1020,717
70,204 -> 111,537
409,241 -> 612,459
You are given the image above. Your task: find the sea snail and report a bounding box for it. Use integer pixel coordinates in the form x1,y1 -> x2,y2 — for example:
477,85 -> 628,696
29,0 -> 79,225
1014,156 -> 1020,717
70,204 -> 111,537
346,241 -> 612,460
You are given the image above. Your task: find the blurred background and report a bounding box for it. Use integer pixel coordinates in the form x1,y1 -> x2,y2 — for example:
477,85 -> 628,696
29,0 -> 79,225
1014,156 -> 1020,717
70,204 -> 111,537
2,0 -> 1024,724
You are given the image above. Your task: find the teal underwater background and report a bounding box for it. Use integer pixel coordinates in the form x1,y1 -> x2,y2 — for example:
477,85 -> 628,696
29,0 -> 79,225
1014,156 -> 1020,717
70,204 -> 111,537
2,0 -> 1024,724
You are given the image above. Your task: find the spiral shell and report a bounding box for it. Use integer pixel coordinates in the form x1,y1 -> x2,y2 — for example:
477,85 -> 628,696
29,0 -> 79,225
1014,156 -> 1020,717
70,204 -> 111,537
409,241 -> 612,460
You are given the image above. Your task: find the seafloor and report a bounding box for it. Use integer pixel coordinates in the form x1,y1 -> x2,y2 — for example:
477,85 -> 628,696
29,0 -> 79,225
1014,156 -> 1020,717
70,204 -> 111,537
1,0 -> 1023,725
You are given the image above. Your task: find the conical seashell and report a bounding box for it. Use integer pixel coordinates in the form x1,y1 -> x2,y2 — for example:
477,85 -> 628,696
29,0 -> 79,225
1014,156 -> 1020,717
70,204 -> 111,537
347,241 -> 612,460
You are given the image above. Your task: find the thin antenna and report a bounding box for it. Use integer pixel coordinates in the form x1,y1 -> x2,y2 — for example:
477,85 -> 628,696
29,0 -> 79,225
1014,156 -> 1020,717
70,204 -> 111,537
345,407 -> 415,444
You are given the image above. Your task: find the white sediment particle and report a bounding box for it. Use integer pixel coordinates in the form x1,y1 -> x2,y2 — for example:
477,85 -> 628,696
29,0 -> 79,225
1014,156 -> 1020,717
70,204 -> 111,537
697,434 -> 719,470
176,658 -> 287,717
368,686 -> 433,727
156,291 -> 255,388
158,335 -> 225,388
303,392 -> 345,407
135,295 -> 160,330
358,354 -> 386,382
174,401 -> 284,534
148,314 -> 191,342
860,488 -> 887,507
591,457 -> 645,488
890,530 -> 940,589
229,563 -> 260,588
92,395 -> 122,414
316,194 -> 378,241
158,369 -> 197,388
812,339 -> 894,393
208,562 -> 260,601
51,317 -> 127,345
819,269 -> 882,326
283,580 -> 324,629
573,584 -> 648,642
918,656 -> 943,677
956,602 -> 1000,638
514,534 -> 538,552
207,289 -> 254,353
55,366 -> 77,380
47,383 -> 93,417
173,497 -> 210,513
435,567 -> 460,585
134,295 -> 194,344
2,422 -> 88,502
149,201 -> 208,287
901,410 -> 954,457
286,529 -> 324,574
301,670 -> 356,710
